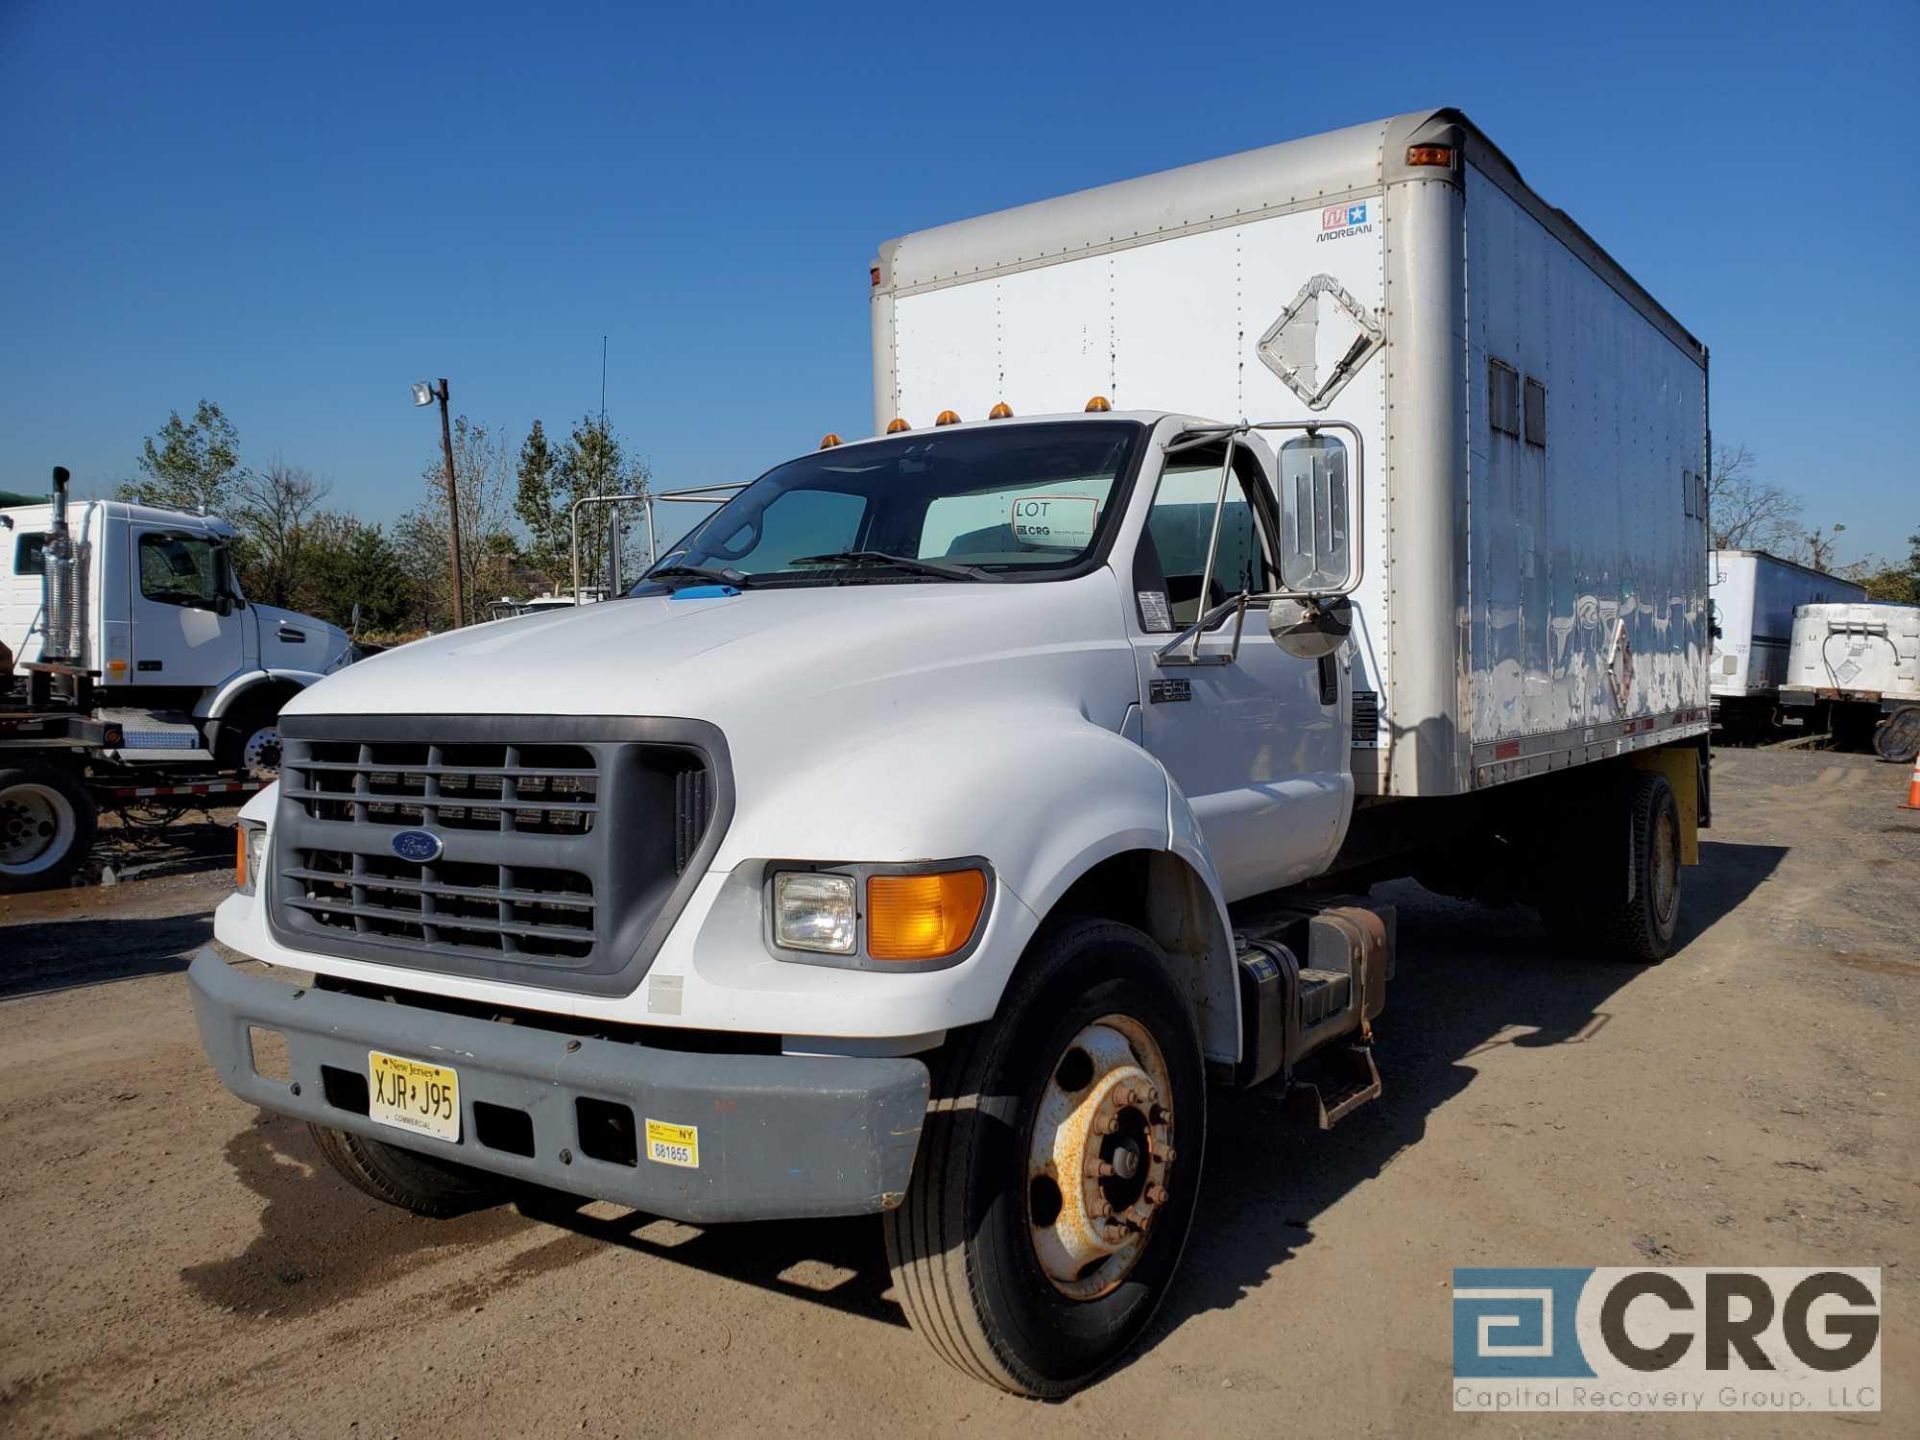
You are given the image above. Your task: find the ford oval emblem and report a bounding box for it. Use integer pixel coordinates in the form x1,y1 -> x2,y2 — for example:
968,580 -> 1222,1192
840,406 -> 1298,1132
391,829 -> 444,864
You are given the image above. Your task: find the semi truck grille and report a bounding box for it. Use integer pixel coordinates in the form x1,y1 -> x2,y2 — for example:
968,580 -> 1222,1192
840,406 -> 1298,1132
268,716 -> 731,996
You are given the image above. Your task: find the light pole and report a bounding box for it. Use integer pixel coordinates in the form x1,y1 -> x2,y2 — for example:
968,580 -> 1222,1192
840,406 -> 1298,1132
412,378 -> 464,628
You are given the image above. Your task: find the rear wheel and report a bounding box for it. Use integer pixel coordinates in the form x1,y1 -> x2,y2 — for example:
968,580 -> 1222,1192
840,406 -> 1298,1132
1873,705 -> 1920,765
308,1124 -> 507,1218
1540,769 -> 1682,963
0,762 -> 97,893
884,918 -> 1206,1397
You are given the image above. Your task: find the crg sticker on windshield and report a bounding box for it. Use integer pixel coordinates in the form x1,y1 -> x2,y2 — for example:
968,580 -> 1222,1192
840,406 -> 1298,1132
1010,495 -> 1099,550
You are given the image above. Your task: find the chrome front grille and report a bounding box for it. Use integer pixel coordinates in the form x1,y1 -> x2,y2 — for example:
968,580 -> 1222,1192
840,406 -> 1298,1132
268,716 -> 730,996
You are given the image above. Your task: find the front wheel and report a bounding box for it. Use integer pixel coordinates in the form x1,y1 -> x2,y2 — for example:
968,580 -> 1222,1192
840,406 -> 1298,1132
884,918 -> 1206,1397
308,1124 -> 507,1218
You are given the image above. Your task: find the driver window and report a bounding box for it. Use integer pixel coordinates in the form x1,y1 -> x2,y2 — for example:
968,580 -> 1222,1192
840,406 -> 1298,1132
138,534 -> 220,607
1139,449 -> 1275,626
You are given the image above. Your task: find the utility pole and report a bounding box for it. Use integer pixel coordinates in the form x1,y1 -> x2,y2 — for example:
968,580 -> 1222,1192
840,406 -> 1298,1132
414,377 -> 465,628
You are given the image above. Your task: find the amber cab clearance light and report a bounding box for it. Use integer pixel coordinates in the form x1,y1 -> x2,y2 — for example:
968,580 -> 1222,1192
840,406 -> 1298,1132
819,433 -> 843,448
988,402 -> 1013,418
886,417 -> 911,434
1406,144 -> 1455,168
867,869 -> 988,961
935,409 -> 961,426
870,265 -> 882,287
1085,395 -> 1111,412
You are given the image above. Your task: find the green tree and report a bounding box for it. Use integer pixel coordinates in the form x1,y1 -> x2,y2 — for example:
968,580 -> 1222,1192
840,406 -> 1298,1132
299,515 -> 422,635
1853,529 -> 1920,605
399,415 -> 519,627
558,414 -> 649,594
513,419 -> 567,584
118,400 -> 245,513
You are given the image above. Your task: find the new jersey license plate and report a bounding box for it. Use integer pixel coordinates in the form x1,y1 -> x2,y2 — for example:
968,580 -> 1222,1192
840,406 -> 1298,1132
367,1050 -> 460,1142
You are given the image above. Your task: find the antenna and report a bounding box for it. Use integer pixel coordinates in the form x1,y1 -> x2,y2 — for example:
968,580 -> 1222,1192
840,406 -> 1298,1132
600,334 -> 608,429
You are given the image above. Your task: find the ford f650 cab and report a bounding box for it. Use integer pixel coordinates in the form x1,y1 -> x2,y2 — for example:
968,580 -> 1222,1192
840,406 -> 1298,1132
190,110 -> 1711,1395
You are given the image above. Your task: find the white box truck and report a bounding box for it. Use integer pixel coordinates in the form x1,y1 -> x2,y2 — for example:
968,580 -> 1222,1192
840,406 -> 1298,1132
2,468 -> 353,889
1780,600 -> 1920,761
1708,549 -> 1865,735
189,109 -> 1710,1395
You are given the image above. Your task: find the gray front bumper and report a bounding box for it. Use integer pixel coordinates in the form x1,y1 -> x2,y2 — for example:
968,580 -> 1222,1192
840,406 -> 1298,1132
188,949 -> 930,1223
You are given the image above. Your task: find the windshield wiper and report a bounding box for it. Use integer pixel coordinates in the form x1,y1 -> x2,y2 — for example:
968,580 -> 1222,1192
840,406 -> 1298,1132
787,550 -> 987,581
641,562 -> 750,589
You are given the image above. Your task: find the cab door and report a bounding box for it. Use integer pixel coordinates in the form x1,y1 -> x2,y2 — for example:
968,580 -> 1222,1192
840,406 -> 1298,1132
126,521 -> 245,689
1125,430 -> 1351,901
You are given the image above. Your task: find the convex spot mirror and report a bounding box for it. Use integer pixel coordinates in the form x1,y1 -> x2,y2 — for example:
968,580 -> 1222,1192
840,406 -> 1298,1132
1268,595 -> 1351,659
1276,431 -> 1354,592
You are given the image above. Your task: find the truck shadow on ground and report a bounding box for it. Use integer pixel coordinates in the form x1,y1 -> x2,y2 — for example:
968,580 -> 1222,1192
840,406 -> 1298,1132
182,840 -> 1786,1368
0,912 -> 213,998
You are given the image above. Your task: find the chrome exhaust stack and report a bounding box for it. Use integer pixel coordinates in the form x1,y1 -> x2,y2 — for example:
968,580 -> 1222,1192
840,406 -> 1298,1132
42,465 -> 79,666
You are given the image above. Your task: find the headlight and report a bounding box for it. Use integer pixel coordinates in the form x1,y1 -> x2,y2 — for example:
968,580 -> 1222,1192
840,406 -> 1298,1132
772,872 -> 856,954
236,821 -> 267,895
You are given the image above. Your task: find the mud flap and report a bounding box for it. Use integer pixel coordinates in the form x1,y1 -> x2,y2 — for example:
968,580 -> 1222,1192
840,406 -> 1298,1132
1631,745 -> 1700,865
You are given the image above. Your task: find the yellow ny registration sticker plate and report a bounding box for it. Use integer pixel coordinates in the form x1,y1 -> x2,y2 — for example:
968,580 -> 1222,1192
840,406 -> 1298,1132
367,1050 -> 460,1143
645,1118 -> 699,1168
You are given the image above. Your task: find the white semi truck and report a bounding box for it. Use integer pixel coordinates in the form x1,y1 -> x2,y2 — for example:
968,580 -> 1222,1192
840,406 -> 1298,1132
190,110 -> 1710,1395
1,468 -> 353,889
1708,549 -> 1865,736
1779,600 -> 1920,762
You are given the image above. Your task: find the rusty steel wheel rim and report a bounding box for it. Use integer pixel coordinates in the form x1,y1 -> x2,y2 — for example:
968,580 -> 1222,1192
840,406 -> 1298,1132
1024,1014 -> 1176,1301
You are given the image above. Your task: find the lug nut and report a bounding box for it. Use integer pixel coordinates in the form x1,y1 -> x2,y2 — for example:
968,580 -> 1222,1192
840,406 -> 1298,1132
1146,1184 -> 1170,1206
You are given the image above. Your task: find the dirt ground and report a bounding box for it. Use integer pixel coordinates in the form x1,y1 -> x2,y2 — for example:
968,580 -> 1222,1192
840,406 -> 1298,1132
1,749 -> 1913,1438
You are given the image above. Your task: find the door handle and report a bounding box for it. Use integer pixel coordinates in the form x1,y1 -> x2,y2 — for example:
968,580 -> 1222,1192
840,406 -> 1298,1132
137,659 -> 163,672
277,627 -> 307,643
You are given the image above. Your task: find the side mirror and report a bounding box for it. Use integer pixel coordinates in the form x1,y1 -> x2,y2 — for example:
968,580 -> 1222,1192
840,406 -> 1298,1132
1268,595 -> 1352,659
349,602 -> 363,640
1273,429 -> 1358,594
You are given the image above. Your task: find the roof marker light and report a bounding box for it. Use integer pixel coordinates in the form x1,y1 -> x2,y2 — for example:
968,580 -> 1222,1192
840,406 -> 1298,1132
870,265 -> 882,287
886,417 -> 911,433
1085,395 -> 1111,413
988,402 -> 1013,419
819,433 -> 842,448
1407,144 -> 1455,168
935,409 -> 960,426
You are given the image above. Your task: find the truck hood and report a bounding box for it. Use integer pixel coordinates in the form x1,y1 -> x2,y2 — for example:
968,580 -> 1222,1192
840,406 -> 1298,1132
284,575 -> 1139,731
254,603 -> 354,673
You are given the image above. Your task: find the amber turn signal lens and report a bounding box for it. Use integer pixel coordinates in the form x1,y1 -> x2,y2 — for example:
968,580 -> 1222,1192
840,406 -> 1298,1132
1406,144 -> 1454,168
866,869 -> 988,961
1084,395 -> 1111,412
886,417 -> 911,433
234,826 -> 249,890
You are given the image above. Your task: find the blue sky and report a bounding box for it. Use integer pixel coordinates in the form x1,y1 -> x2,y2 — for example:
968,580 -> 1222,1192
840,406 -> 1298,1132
3,0 -> 1914,562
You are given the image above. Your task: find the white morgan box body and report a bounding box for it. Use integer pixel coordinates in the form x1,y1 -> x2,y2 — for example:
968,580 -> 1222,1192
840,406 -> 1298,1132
874,108 -> 1711,795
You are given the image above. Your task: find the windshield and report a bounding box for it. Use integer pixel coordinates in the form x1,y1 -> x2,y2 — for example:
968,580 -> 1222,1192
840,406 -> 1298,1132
636,421 -> 1143,588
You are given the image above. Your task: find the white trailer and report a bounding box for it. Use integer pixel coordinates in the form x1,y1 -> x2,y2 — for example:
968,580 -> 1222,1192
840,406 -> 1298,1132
190,110 -> 1710,1397
1780,600 -> 1920,762
1708,549 -> 1865,732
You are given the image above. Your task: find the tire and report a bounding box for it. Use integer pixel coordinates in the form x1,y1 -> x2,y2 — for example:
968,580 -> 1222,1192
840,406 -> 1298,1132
308,1123 -> 507,1218
1873,705 -> 1920,765
0,762 -> 97,893
1539,770 -> 1682,964
215,695 -> 289,781
883,917 -> 1206,1397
